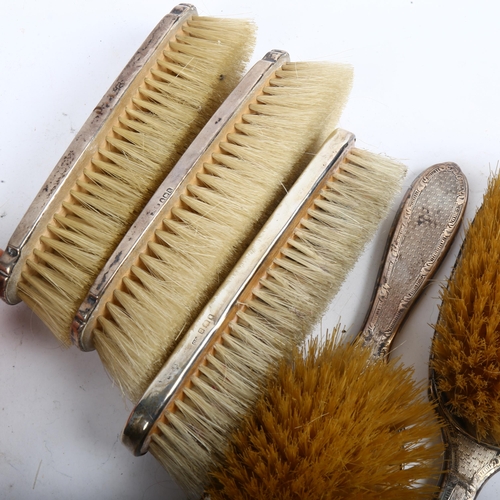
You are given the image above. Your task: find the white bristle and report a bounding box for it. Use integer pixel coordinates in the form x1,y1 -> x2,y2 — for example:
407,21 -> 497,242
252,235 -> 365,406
148,149 -> 406,494
92,62 -> 354,403
17,16 -> 256,344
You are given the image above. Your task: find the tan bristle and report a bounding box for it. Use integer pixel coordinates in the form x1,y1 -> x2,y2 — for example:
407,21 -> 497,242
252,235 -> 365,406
147,150 -> 406,493
92,62 -> 355,402
432,172 -> 500,442
207,333 -> 444,500
16,16 -> 256,345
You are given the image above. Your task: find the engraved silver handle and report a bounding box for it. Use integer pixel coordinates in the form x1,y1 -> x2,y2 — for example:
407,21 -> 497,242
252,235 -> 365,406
358,162 -> 468,358
437,424 -> 500,500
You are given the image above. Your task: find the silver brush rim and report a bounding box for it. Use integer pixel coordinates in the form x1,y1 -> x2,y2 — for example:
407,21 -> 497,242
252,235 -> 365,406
121,129 -> 356,456
72,49 -> 291,351
0,3 -> 197,305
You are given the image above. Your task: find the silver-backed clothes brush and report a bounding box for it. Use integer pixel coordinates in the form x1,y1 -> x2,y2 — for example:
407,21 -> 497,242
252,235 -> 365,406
120,128 -> 412,494
0,3 -> 256,344
430,172 -> 500,499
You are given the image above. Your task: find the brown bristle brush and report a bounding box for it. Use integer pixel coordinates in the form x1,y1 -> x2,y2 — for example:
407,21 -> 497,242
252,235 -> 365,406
206,162 -> 468,499
0,3 -> 256,344
431,171 -> 500,498
207,334 -> 441,500
121,129 -> 407,494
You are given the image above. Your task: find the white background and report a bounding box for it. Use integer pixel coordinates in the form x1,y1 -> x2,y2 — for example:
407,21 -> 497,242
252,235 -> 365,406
1,0 -> 500,498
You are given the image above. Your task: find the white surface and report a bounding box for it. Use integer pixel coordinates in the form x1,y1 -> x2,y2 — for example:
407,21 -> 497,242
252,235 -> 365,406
1,0 -> 500,498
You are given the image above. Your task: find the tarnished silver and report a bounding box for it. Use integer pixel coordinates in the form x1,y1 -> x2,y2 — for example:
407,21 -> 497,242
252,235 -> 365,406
122,129 -> 356,456
358,162 -> 468,359
0,3 -> 197,305
72,49 -> 290,351
429,373 -> 500,500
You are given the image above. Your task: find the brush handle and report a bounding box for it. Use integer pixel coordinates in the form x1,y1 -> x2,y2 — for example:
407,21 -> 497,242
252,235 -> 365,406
358,162 -> 468,359
438,423 -> 500,499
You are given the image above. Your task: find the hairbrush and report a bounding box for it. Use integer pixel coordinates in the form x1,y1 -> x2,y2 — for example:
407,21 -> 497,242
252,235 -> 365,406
431,172 -> 500,499
121,128 -> 407,493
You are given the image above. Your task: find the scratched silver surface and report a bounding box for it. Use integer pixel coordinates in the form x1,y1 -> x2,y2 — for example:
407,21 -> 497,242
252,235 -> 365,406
0,3 -> 197,305
360,162 -> 468,358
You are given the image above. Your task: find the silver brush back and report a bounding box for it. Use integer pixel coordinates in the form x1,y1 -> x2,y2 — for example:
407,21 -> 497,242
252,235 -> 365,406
358,162 -> 468,359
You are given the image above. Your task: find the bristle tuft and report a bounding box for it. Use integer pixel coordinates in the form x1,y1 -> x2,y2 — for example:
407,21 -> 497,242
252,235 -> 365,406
432,172 -> 500,442
147,149 -> 405,493
207,334 -> 444,500
17,16 -> 256,345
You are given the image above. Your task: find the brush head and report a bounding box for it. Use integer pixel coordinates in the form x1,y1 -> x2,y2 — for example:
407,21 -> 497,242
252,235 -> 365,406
431,172 -> 500,444
206,331 -> 444,500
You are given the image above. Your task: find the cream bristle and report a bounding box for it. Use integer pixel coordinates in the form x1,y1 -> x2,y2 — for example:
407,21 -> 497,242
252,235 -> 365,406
147,149 -> 406,494
208,333 -> 444,500
17,16 -> 256,344
92,62 -> 354,403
